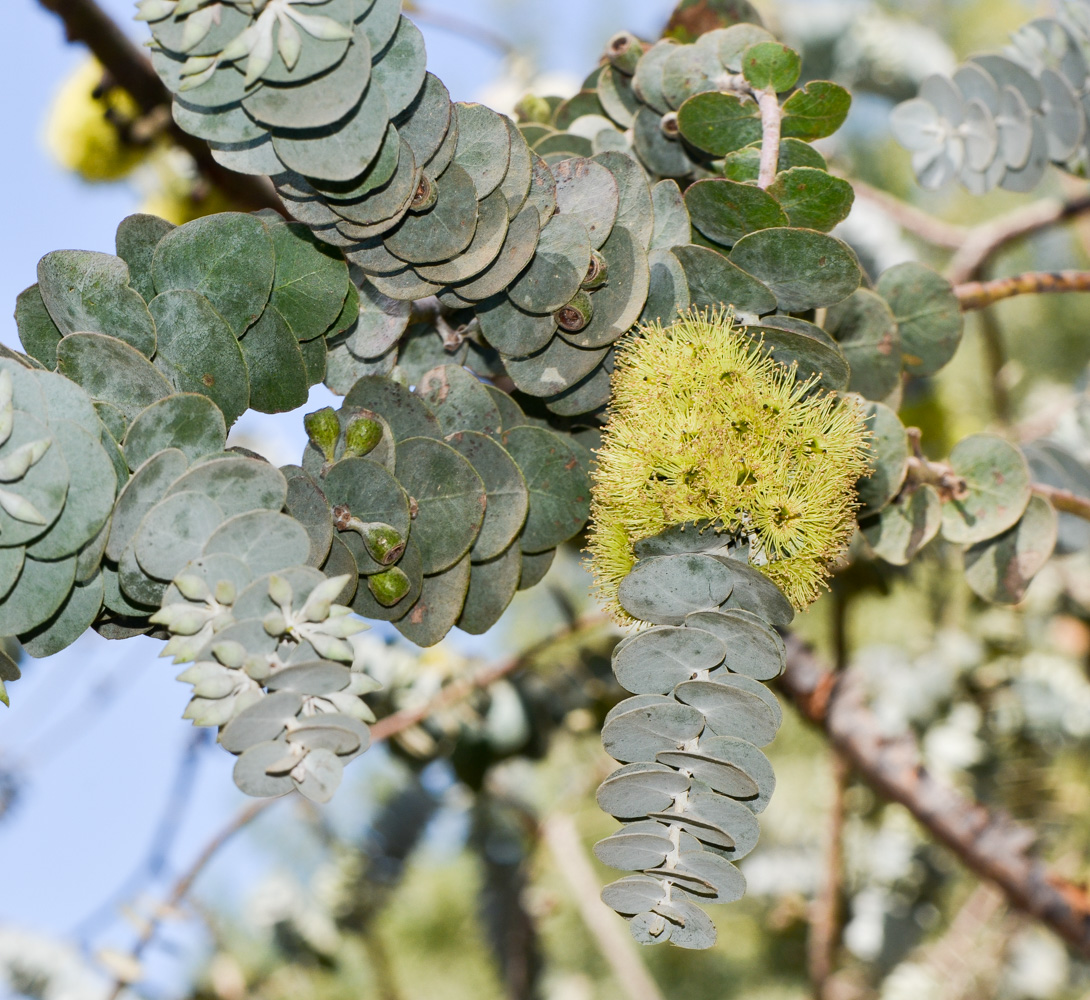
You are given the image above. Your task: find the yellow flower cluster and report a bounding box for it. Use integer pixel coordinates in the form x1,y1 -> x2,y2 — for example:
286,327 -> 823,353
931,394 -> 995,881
587,308 -> 870,619
45,59 -> 148,183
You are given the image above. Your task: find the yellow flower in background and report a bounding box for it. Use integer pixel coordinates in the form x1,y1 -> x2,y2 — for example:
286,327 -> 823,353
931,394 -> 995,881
587,308 -> 871,619
45,59 -> 150,182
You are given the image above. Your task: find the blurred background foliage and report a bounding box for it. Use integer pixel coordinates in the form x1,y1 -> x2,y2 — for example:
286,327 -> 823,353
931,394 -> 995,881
11,0 -> 1090,998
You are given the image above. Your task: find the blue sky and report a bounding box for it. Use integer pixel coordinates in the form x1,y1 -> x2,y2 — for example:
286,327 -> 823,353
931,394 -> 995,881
0,1 -> 669,996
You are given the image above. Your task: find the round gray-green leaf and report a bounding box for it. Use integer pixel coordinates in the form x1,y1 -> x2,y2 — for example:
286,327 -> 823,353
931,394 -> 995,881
344,376 -> 441,441
203,510 -> 313,575
123,394 -> 227,471
501,425 -> 591,553
601,694 -> 705,764
596,762 -> 691,819
56,333 -> 172,423
617,553 -> 734,625
166,455 -> 287,518
964,494 -> 1056,604
395,436 -> 485,574
824,289 -> 901,400
19,571 -> 104,658
457,542 -> 522,634
613,625 -> 727,694
861,484 -> 942,566
682,608 -> 785,680
672,244 -> 777,317
767,167 -> 854,233
674,676 -> 780,746
729,228 -> 861,312
0,553 -> 77,637
106,447 -> 189,561
37,251 -> 156,356
134,490 -> 225,582
856,401 -> 908,515
268,221 -> 351,342
148,290 -> 250,426
239,307 -> 309,414
941,433 -> 1032,545
876,261 -> 963,378
116,213 -> 176,303
27,420 -> 117,561
444,430 -> 529,561
685,179 -> 788,247
152,213 -> 275,337
393,550 -> 471,646
14,285 -> 62,370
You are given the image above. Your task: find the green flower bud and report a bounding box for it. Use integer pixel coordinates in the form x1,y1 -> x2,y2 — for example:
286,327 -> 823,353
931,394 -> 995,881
514,93 -> 552,124
606,31 -> 644,75
304,406 -> 340,462
344,413 -> 383,458
368,566 -> 412,607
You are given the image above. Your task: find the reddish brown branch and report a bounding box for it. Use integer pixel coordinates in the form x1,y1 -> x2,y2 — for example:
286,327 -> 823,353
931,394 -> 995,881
1033,482 -> 1090,522
35,0 -> 283,213
947,194 -> 1090,285
955,271 -> 1090,311
781,636 -> 1090,959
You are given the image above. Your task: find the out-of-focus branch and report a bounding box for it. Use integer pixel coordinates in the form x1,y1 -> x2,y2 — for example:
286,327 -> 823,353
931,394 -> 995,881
541,814 -> 667,1000
780,636 -> 1090,959
35,0 -> 283,213
1032,482 -> 1090,522
849,178 -> 969,249
955,270 -> 1090,311
947,194 -> 1090,285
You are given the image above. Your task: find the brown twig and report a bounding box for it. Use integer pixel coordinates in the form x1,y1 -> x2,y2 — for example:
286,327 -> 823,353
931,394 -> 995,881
780,636 -> 1090,959
955,271 -> 1090,311
1032,482 -> 1090,522
35,0 -> 283,213
371,612 -> 610,742
102,613 -> 612,996
947,194 -> 1090,285
849,178 -> 969,249
541,814 -> 667,1000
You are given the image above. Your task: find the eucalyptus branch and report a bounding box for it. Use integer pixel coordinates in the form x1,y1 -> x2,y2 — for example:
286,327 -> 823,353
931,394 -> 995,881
541,814 -> 668,1000
780,636 -> 1090,959
848,178 -> 969,249
903,429 -> 1090,523
947,193 -> 1090,285
955,271 -> 1090,311
34,0 -> 283,213
1031,482 -> 1090,522
755,89 -> 782,190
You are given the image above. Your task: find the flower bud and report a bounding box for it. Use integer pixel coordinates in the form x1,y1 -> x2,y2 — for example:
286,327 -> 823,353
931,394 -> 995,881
304,406 -> 339,462
344,413 -> 383,458
606,31 -> 644,75
368,566 -> 412,607
555,291 -> 595,333
514,93 -> 552,124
